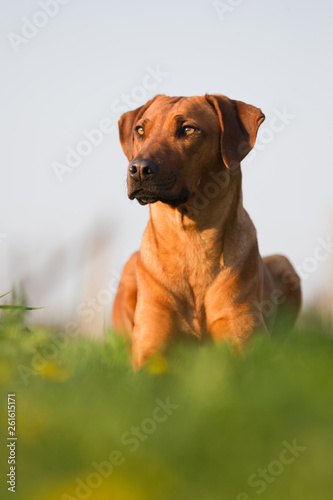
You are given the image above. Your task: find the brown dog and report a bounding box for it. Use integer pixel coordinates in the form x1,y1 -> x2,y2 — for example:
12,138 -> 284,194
112,94 -> 301,367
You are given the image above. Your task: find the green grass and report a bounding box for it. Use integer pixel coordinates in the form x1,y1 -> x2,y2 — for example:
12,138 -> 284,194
0,309 -> 333,500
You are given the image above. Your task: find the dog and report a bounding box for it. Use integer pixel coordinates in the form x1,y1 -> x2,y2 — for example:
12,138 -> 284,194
112,94 -> 301,368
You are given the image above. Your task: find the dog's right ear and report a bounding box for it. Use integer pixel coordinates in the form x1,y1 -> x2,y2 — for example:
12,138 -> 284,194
118,95 -> 163,160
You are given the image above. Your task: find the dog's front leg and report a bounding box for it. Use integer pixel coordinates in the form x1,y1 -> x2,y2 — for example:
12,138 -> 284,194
131,302 -> 176,369
207,302 -> 269,346
132,264 -> 177,369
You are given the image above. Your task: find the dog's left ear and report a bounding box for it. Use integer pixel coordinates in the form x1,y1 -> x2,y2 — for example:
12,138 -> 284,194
118,95 -> 163,160
205,94 -> 265,170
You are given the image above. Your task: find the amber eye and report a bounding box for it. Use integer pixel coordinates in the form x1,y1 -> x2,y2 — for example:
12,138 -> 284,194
135,126 -> 144,136
183,126 -> 196,135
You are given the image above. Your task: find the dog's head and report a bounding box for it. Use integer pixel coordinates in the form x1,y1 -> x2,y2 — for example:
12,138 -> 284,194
118,94 -> 264,207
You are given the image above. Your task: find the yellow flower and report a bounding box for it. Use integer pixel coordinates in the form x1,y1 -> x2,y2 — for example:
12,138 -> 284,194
36,362 -> 72,382
146,353 -> 169,374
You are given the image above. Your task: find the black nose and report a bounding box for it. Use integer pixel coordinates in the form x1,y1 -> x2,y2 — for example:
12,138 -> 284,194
128,159 -> 157,182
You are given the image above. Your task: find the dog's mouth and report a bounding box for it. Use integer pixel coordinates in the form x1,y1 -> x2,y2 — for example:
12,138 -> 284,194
129,188 -> 189,207
133,193 -> 159,206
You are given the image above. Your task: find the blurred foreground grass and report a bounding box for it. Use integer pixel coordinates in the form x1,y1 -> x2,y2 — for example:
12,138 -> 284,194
0,309 -> 333,500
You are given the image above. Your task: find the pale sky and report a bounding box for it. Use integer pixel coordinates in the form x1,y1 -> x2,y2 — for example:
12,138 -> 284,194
1,0 -> 332,326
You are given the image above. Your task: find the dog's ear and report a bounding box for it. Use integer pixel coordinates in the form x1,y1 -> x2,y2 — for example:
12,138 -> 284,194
205,94 -> 265,170
118,95 -> 163,160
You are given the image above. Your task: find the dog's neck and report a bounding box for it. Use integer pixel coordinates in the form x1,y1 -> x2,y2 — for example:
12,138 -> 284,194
149,168 -> 244,242
145,167 -> 258,291
146,169 -> 255,281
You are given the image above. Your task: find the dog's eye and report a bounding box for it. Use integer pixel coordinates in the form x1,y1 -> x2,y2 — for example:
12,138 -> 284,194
183,126 -> 196,136
135,126 -> 144,136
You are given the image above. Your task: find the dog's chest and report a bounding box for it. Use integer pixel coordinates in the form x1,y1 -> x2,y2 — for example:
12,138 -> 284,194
171,234 -> 223,336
